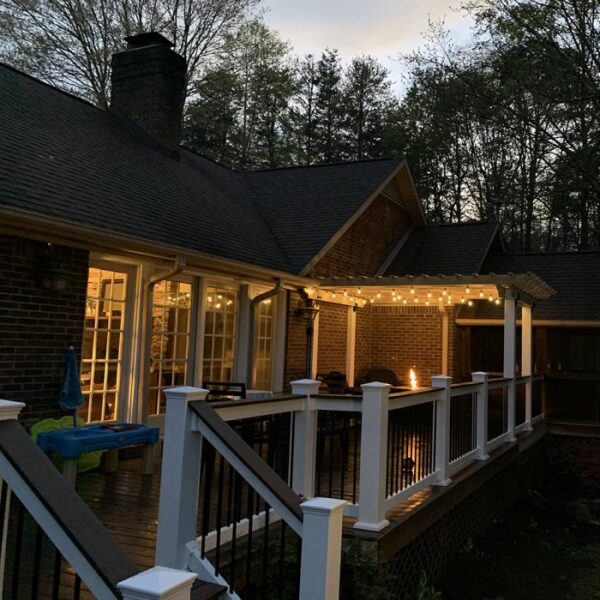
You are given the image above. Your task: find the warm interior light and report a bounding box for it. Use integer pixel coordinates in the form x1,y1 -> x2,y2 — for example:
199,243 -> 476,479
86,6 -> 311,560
409,368 -> 418,390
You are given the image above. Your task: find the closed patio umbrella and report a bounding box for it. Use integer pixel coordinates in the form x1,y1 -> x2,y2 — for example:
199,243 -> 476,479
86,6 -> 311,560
59,346 -> 84,428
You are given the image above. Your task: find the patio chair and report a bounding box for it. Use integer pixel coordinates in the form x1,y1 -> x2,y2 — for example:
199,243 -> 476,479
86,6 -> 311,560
319,371 -> 348,394
202,381 -> 247,402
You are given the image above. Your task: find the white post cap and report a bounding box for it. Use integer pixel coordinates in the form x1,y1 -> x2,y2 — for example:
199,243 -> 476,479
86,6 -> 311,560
360,381 -> 392,390
0,400 -> 25,421
117,566 -> 197,600
290,379 -> 321,395
163,387 -> 209,403
431,375 -> 452,388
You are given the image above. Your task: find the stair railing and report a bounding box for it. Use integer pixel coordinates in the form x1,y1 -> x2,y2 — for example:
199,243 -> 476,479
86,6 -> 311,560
0,399 -> 202,600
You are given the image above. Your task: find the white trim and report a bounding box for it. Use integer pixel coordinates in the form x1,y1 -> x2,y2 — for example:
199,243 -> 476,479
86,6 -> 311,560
310,311 -> 320,380
441,309 -> 449,375
384,470 -> 439,511
234,284 -> 251,384
271,290 -> 287,392
456,319 -> 600,328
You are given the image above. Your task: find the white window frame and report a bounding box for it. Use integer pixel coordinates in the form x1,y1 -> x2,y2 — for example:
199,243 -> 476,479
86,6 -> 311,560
81,259 -> 137,423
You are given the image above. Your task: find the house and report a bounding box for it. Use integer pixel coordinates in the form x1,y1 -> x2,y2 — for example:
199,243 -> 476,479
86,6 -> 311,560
1,30 -> 599,600
0,32 -> 597,431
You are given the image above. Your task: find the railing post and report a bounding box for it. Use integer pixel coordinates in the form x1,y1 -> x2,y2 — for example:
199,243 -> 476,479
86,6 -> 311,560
0,400 -> 24,598
472,372 -> 490,460
354,382 -> 390,531
299,498 -> 347,600
118,566 -> 197,600
432,376 -> 452,486
156,387 -> 208,569
290,379 -> 321,499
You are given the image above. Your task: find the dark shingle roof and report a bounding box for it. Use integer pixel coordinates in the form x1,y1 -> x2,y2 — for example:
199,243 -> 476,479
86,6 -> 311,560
244,158 -> 404,274
458,252 -> 600,322
384,222 -> 499,276
0,64 -> 404,275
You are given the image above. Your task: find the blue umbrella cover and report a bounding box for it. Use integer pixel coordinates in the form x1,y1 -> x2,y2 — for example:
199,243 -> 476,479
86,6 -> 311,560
59,346 -> 84,427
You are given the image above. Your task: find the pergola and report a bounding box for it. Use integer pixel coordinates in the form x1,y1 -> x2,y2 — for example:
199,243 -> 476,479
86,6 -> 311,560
304,272 -> 556,392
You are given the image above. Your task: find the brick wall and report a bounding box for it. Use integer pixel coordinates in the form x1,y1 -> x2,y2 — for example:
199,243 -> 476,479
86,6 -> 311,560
0,235 -> 89,424
283,290 -> 309,386
309,196 -> 412,278
369,306 -> 445,386
316,302 -> 348,375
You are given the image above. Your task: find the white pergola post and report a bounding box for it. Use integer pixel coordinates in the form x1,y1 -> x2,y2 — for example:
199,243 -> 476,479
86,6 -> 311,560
346,307 -> 356,388
521,303 -> 533,430
472,372 -> 490,460
354,382 -> 391,532
118,566 -> 197,600
441,308 -> 449,375
290,379 -> 321,498
432,376 -> 452,486
504,291 -> 517,441
156,387 -> 207,569
299,498 -> 347,600
310,312 -> 320,379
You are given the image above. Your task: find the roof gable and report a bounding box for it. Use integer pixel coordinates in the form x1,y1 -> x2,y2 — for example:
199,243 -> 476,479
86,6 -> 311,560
384,222 -> 500,276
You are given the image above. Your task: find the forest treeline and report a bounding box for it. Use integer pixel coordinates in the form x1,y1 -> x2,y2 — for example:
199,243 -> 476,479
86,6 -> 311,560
1,0 -> 598,251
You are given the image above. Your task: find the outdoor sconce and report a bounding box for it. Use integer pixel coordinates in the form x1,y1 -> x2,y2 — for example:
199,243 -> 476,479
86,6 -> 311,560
36,243 -> 68,291
295,297 -> 320,322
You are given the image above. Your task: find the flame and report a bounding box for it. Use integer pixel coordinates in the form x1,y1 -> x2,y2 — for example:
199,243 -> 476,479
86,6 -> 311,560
409,368 -> 418,390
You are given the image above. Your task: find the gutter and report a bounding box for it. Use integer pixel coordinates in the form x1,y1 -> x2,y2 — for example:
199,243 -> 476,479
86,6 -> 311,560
246,278 -> 283,386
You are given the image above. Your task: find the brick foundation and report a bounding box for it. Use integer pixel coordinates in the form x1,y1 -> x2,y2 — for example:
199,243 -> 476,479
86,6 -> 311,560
0,235 -> 89,424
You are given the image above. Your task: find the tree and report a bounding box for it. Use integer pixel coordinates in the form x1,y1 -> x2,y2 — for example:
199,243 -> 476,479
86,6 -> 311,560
0,0 -> 259,107
290,54 -> 319,165
184,19 -> 295,169
313,48 -> 345,163
343,56 -> 394,160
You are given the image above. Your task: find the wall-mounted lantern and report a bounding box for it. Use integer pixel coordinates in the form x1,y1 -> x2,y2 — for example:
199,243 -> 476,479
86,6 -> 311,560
295,297 -> 320,377
36,243 -> 68,291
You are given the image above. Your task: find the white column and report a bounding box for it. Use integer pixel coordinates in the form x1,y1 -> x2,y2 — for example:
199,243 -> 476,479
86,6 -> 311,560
235,284 -> 251,384
521,303 -> 533,430
299,498 -> 347,600
118,566 -> 197,600
290,379 -> 320,498
310,312 -> 320,379
354,382 -> 390,532
472,372 -> 490,460
441,309 -> 449,375
156,387 -> 207,569
504,291 -> 517,441
0,400 -> 24,598
346,307 -> 356,388
432,375 -> 452,486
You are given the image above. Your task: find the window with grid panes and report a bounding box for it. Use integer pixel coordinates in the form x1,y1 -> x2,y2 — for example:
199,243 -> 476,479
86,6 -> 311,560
148,280 -> 193,415
80,267 -> 128,422
254,298 -> 273,389
202,287 -> 238,383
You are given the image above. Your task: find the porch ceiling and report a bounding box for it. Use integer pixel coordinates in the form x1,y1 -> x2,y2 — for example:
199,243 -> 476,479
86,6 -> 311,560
312,273 -> 556,308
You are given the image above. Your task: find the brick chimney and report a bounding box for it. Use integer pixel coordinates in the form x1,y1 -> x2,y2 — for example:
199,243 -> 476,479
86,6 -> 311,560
110,32 -> 186,156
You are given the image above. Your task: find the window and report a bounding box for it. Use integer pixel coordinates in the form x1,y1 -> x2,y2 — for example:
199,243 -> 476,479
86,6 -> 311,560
203,287 -> 238,382
254,298 -> 274,389
148,280 -> 193,415
80,267 -> 128,422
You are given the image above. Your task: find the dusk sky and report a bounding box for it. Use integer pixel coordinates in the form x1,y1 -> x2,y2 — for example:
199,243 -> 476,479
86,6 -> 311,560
263,0 -> 474,94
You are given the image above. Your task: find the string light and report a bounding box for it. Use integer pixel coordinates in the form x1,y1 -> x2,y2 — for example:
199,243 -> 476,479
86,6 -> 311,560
479,290 -> 484,298
461,296 -> 466,304
425,299 -> 430,305
403,299 -> 407,305
442,288 -> 447,296
376,291 -> 381,299
414,296 -> 419,303
466,286 -> 471,295
332,291 -> 336,298
357,287 -> 362,295
488,294 -> 494,302
438,295 -> 443,302
495,298 -> 501,305
468,300 -> 474,307
410,287 -> 415,295
343,290 -> 348,296
427,291 -> 432,298
392,289 -> 396,297
369,298 -> 374,304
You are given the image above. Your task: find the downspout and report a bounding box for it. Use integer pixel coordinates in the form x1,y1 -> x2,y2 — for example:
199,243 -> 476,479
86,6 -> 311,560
247,278 -> 283,387
139,257 -> 186,423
